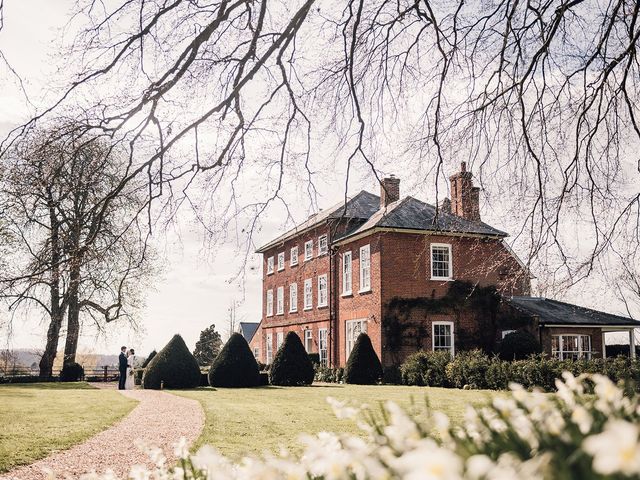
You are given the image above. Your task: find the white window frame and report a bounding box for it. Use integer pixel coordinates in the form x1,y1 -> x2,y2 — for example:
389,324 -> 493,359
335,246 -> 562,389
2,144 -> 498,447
318,328 -> 328,365
342,251 -> 352,295
276,332 -> 284,350
290,246 -> 299,266
318,234 -> 328,255
346,319 -> 367,359
304,329 -> 313,353
318,274 -> 328,307
359,244 -> 371,293
267,256 -> 274,275
289,283 -> 298,313
501,329 -> 516,339
552,334 -> 592,360
266,289 -> 273,317
304,278 -> 313,310
253,347 -> 259,359
432,321 -> 455,356
304,240 -> 313,261
277,252 -> 285,271
430,243 -> 453,281
266,333 -> 273,364
276,286 -> 284,315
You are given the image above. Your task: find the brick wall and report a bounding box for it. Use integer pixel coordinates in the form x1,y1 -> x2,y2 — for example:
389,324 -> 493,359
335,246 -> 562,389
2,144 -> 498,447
540,326 -> 604,359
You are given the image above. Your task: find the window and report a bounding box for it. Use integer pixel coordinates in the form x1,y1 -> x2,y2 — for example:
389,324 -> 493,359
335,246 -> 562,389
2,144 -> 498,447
266,289 -> 273,317
277,252 -> 285,271
318,274 -> 328,307
342,251 -> 352,295
432,321 -> 454,355
276,332 -> 284,350
304,278 -> 313,310
319,328 -> 328,365
552,334 -> 592,360
359,244 -> 371,292
431,243 -> 452,280
304,329 -> 313,353
266,333 -> 273,364
304,240 -> 313,261
346,319 -> 367,359
276,286 -> 284,315
318,235 -> 328,255
290,246 -> 299,266
253,347 -> 259,359
267,256 -> 274,275
501,329 -> 516,339
289,283 -> 298,312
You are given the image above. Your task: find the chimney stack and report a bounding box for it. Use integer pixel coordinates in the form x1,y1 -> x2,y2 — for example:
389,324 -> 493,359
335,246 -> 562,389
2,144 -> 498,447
380,175 -> 400,208
449,162 -> 481,222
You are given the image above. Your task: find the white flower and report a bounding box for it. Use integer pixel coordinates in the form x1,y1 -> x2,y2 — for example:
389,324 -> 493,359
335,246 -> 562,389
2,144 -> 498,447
174,437 -> 189,459
391,439 -> 463,480
584,420 -> 640,475
570,406 -> 592,434
384,401 -> 421,449
129,465 -> 151,480
326,397 -> 360,419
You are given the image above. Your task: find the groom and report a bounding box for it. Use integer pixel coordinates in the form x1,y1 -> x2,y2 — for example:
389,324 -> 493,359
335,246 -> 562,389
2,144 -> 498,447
118,346 -> 128,390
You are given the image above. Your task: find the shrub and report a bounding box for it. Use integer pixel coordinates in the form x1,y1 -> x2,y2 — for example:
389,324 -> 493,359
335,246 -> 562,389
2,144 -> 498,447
314,365 -> 344,383
344,334 -> 383,385
400,350 -> 450,387
60,362 -> 84,382
143,334 -> 201,389
141,350 -> 157,368
499,330 -> 542,360
445,350 -> 491,389
269,332 -> 315,386
259,372 -> 270,386
382,365 -> 402,384
308,353 -> 320,365
208,333 -> 260,388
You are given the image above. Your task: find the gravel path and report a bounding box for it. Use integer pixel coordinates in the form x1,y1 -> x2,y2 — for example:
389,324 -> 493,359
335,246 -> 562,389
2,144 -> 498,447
1,385 -> 205,480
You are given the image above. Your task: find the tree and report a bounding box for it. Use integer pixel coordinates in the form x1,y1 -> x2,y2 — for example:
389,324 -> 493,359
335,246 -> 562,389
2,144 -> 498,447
344,334 -> 382,385
208,333 -> 260,388
193,324 -> 223,367
269,332 -> 314,386
0,122 -> 154,377
2,0 -> 638,295
143,334 -> 201,389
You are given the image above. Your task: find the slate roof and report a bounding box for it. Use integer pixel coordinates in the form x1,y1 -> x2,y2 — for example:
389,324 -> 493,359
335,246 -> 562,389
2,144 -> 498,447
238,322 -> 260,342
508,297 -> 640,327
256,191 -> 380,252
336,196 -> 508,241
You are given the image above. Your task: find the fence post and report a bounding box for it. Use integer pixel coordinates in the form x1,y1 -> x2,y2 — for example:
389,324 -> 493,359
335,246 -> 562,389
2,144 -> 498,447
103,365 -> 108,382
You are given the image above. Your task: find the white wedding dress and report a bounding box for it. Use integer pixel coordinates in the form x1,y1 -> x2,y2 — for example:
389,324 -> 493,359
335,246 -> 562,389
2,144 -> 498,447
124,354 -> 136,390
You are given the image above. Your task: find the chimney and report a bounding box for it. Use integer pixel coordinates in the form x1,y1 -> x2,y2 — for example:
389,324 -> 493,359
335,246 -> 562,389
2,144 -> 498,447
440,197 -> 451,214
449,162 -> 481,222
380,175 -> 400,208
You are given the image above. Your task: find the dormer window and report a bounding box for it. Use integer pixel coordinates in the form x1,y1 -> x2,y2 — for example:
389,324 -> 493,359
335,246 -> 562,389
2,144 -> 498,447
318,235 -> 328,255
267,256 -> 274,275
277,252 -> 285,271
430,243 -> 452,280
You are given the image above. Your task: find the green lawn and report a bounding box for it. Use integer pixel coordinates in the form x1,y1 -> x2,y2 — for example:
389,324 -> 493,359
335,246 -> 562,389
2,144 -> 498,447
176,384 -> 498,459
0,382 -> 137,473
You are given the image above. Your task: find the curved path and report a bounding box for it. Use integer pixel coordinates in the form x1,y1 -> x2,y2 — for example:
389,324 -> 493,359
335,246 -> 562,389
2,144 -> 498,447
1,385 -> 205,480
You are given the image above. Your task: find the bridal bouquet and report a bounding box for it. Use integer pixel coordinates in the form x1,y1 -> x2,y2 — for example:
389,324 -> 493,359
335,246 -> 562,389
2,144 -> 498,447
82,372 -> 640,479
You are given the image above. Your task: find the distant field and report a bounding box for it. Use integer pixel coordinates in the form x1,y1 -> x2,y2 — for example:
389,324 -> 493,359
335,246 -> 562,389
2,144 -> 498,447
0,382 -> 136,473
176,383 -> 498,459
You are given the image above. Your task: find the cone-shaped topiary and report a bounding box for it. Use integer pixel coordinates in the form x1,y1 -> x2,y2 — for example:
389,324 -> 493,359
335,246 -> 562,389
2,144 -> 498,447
269,331 -> 314,386
208,333 -> 261,387
143,335 -> 200,389
141,350 -> 157,368
499,330 -> 542,360
344,333 -> 382,385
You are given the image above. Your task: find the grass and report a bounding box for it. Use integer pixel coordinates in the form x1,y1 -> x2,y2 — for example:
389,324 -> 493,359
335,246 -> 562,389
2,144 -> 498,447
175,383 -> 499,459
0,382 -> 137,473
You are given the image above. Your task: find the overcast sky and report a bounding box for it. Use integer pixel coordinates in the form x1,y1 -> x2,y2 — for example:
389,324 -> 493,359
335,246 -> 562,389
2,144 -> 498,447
0,0 -> 633,355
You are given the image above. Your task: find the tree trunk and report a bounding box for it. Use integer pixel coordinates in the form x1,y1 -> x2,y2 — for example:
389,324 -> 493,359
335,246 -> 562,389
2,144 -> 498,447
63,251 -> 82,366
39,310 -> 64,378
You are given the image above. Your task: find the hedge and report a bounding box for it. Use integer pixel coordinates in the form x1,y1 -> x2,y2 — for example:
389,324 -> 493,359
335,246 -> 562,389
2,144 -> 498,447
269,332 -> 314,386
400,349 -> 640,392
498,330 -> 542,360
143,334 -> 201,389
60,362 -> 84,382
208,333 -> 260,388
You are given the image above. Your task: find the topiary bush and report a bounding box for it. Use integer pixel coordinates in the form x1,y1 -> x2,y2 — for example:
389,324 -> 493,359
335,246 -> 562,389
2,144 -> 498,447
499,330 -> 542,360
208,333 -> 260,387
400,350 -> 450,387
141,350 -> 157,368
308,353 -> 320,365
143,334 -> 201,389
269,332 -> 315,386
60,362 -> 84,382
344,333 -> 383,385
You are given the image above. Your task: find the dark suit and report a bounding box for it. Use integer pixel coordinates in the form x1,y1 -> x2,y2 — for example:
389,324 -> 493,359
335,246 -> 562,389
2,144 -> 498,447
118,352 -> 128,390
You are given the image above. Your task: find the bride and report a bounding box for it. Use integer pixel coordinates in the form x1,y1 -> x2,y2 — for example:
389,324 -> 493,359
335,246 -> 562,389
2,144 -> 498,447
124,348 -> 137,390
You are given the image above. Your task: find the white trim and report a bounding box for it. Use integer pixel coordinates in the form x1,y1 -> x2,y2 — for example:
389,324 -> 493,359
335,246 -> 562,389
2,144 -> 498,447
304,278 -> 313,310
318,234 -> 328,256
276,331 -> 284,350
290,246 -> 299,266
346,319 -> 367,359
543,324 -> 640,329
289,283 -> 298,313
304,329 -> 313,353
359,244 -> 371,292
501,329 -> 516,339
304,240 -> 313,261
267,256 -> 274,275
317,274 -> 328,307
277,252 -> 285,271
432,321 -> 455,356
430,243 -> 453,281
318,328 -> 328,365
266,289 -> 273,317
551,334 -> 592,360
265,333 -> 273,364
342,251 -> 352,295
276,286 -> 284,315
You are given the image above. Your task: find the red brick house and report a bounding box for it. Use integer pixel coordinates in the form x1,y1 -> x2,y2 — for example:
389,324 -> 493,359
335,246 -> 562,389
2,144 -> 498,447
251,164 -> 639,367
